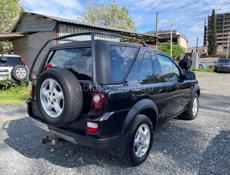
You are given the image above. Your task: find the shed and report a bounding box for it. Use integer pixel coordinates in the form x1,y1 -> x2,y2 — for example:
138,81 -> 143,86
1,12 -> 156,67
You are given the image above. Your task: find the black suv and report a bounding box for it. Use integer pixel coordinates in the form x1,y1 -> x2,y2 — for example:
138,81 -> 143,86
27,32 -> 200,166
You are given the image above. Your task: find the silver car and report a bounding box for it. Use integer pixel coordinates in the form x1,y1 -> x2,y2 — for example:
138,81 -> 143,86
0,54 -> 29,83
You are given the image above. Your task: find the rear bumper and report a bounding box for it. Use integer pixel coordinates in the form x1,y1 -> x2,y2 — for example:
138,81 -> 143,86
32,118 -> 122,149
27,99 -> 128,156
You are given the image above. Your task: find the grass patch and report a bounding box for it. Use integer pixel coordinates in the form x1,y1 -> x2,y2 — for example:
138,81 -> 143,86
0,84 -> 30,105
192,67 -> 214,72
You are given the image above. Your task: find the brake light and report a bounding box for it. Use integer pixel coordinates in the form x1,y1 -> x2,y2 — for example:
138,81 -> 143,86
30,86 -> 35,100
91,92 -> 105,116
45,63 -> 53,70
86,122 -> 99,133
21,57 -> 27,66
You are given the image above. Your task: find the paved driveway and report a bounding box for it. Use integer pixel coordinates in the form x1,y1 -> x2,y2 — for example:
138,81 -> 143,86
0,72 -> 229,175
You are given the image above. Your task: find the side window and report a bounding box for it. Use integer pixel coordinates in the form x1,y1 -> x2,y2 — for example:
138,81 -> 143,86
138,52 -> 161,83
138,52 -> 154,82
110,46 -> 138,82
157,55 -> 180,82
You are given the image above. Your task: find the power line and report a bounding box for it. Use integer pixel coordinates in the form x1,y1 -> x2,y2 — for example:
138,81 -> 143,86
217,1 -> 230,9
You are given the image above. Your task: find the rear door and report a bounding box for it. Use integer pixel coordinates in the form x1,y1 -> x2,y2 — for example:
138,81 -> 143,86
47,47 -> 93,114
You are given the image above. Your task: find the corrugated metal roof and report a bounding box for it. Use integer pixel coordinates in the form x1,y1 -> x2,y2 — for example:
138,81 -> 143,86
12,12 -> 155,38
0,32 -> 24,41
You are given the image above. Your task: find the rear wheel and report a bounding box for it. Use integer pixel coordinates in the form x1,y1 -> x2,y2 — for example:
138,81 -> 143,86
36,68 -> 83,126
179,94 -> 199,120
126,114 -> 153,166
40,78 -> 65,118
11,65 -> 28,81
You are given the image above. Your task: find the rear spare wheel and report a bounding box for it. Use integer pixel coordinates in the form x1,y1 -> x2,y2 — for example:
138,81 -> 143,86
36,68 -> 83,126
12,65 -> 28,81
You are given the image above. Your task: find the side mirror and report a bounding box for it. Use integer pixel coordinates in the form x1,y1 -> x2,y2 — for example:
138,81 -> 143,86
184,71 -> 196,80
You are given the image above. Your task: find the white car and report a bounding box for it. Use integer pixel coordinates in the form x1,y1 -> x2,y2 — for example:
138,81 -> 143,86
0,54 -> 29,83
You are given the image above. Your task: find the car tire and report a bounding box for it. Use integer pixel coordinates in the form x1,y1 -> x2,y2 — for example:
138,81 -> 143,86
11,65 -> 28,81
125,114 -> 153,166
179,94 -> 199,120
36,68 -> 83,126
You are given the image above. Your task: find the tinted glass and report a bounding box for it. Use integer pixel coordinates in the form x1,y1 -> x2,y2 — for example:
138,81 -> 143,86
49,48 -> 92,78
218,58 -> 230,63
0,57 -> 22,67
110,45 -> 137,82
157,55 -> 180,82
138,52 -> 154,82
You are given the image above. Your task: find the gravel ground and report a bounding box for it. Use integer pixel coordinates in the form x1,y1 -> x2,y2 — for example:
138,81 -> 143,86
0,72 -> 230,175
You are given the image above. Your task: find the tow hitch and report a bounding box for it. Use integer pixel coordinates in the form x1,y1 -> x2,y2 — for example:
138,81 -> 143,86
42,136 -> 64,145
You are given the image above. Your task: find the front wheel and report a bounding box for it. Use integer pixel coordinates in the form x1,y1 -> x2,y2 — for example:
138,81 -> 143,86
125,114 -> 153,166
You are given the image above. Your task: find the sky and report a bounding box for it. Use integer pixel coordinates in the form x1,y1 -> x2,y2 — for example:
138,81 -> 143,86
20,0 -> 230,47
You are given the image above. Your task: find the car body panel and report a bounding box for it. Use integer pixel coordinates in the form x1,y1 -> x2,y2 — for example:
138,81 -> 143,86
0,67 -> 13,80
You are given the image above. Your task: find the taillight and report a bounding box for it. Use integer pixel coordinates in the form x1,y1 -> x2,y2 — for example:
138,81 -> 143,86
86,122 -> 99,133
45,63 -> 53,70
21,57 -> 27,66
91,92 -> 105,116
30,86 -> 35,100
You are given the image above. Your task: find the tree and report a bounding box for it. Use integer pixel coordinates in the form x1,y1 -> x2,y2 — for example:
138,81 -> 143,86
158,42 -> 184,60
208,9 -> 217,56
0,0 -> 23,52
80,2 -> 136,31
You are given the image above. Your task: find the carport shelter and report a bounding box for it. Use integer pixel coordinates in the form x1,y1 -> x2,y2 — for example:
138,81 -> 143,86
0,12 -> 156,67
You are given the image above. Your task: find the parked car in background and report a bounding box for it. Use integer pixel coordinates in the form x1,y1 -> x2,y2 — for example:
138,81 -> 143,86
0,54 -> 29,84
214,58 -> 230,73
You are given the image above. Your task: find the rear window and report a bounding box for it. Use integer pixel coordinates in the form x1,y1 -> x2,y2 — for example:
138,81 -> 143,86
110,45 -> 138,82
0,56 -> 22,67
48,48 -> 92,78
218,58 -> 230,63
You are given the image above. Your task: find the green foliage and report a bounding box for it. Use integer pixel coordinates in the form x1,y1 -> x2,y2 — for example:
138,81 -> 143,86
158,42 -> 184,60
208,9 -> 217,56
0,79 -> 16,90
192,67 -> 214,72
0,81 -> 29,104
80,1 -> 136,31
0,0 -> 23,53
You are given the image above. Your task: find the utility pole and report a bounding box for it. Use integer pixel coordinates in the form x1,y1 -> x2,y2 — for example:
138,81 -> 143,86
227,32 -> 230,59
170,25 -> 173,57
196,36 -> 199,53
155,12 -> 158,50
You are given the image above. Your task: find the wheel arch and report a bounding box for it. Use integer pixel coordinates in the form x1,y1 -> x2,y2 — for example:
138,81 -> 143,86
121,98 -> 158,135
196,89 -> 200,97
192,84 -> 200,97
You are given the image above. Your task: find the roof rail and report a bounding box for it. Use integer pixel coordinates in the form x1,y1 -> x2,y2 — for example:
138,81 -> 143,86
53,32 -> 147,46
29,32 -> 147,80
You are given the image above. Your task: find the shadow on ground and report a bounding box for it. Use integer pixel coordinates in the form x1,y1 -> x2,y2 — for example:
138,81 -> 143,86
198,130 -> 230,175
2,90 -> 230,173
3,118 -> 126,168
